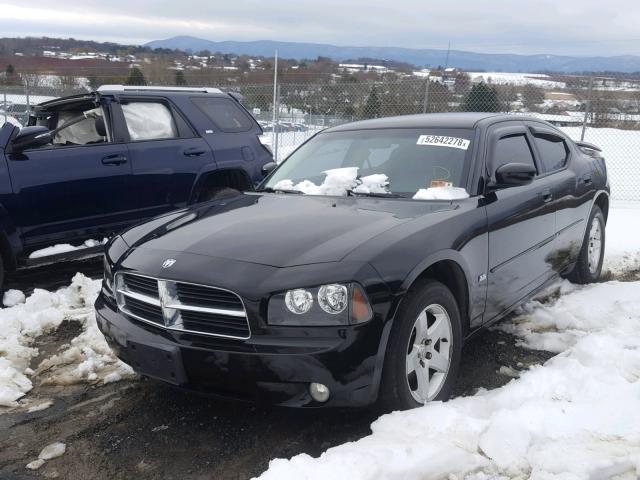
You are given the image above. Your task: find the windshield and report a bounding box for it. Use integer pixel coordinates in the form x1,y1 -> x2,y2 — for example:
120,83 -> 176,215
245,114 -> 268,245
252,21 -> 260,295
263,128 -> 474,198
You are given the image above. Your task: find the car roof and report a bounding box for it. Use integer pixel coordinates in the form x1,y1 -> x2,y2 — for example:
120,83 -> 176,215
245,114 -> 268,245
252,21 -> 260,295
324,112 -> 537,132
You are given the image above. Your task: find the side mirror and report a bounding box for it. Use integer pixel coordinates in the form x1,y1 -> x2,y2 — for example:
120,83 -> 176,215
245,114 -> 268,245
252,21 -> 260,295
10,126 -> 52,152
261,161 -> 277,176
492,163 -> 536,188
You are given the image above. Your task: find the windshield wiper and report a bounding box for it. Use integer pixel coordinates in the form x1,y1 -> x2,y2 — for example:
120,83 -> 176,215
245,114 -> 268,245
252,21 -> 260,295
255,187 -> 303,194
347,190 -> 406,198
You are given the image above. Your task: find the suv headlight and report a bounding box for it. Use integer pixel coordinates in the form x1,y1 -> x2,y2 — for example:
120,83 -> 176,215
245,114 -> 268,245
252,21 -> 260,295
268,283 -> 372,326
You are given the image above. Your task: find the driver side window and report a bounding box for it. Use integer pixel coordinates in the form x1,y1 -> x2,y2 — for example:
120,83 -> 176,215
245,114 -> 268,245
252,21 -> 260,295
52,107 -> 109,146
492,134 -> 537,175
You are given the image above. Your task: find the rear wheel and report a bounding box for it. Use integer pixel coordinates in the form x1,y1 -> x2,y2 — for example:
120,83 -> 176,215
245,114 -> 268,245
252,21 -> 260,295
568,205 -> 605,284
379,280 -> 462,411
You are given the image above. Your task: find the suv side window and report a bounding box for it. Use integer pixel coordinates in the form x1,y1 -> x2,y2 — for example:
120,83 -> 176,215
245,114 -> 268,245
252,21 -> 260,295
492,134 -> 536,175
191,97 -> 253,133
122,101 -> 178,141
533,133 -> 568,173
52,106 -> 109,146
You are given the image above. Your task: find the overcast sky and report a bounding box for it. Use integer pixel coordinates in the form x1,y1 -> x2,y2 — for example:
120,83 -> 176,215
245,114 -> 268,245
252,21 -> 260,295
2,0 -> 640,57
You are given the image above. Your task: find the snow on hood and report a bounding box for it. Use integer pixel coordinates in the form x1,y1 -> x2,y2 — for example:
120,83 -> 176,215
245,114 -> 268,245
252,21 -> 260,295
273,168 -> 389,196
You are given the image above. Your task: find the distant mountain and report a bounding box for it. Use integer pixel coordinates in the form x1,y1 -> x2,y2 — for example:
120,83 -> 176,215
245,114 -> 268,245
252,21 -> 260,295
146,36 -> 640,73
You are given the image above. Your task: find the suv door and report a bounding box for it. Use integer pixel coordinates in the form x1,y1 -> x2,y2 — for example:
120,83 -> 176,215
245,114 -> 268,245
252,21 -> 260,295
483,123 -> 555,323
528,124 -> 591,273
4,101 -> 133,250
113,97 -> 216,220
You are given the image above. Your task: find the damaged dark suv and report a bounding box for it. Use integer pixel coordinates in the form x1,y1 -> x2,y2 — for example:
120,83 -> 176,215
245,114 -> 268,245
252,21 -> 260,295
96,113 -> 609,410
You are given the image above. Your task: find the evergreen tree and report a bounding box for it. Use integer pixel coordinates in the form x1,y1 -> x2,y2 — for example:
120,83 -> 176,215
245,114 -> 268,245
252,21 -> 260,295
126,67 -> 146,86
362,86 -> 382,119
461,82 -> 501,112
175,70 -> 187,86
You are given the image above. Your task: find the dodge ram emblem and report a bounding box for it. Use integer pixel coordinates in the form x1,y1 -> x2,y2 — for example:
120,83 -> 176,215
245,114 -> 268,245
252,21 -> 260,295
162,259 -> 177,269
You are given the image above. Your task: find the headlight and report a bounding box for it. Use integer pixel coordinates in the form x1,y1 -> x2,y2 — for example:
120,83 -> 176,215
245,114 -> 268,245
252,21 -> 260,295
269,283 -> 372,326
318,284 -> 348,314
285,289 -> 313,314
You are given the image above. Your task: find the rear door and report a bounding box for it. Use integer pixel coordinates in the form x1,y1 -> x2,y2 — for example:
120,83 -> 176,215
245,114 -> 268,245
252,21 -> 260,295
528,124 -> 591,272
114,97 -> 216,220
483,123 -> 555,323
4,101 -> 133,249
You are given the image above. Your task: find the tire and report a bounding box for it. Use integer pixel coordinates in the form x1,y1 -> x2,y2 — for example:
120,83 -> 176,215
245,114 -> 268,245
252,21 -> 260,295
567,205 -> 605,284
378,280 -> 463,412
199,187 -> 241,202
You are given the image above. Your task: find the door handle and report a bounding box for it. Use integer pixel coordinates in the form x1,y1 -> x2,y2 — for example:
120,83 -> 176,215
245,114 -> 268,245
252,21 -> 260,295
102,154 -> 127,166
183,147 -> 206,157
539,188 -> 553,203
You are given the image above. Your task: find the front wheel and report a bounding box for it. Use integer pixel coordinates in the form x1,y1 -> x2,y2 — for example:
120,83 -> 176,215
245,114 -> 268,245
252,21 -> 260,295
568,205 -> 605,284
379,280 -> 462,411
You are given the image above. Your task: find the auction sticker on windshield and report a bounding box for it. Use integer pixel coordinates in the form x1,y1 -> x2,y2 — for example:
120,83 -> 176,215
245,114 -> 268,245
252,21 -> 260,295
417,135 -> 470,150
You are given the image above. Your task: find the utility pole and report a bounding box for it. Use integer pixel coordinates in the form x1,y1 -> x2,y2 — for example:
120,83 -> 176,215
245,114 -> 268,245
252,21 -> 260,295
422,75 -> 430,114
272,50 -> 279,161
581,76 -> 593,142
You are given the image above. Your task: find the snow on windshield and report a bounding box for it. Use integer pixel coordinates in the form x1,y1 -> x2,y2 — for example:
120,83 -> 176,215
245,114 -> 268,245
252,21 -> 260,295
273,167 -> 390,196
273,167 -> 469,199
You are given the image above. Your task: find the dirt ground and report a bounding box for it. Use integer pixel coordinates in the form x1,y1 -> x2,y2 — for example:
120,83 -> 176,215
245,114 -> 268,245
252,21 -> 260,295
0,259 -> 555,480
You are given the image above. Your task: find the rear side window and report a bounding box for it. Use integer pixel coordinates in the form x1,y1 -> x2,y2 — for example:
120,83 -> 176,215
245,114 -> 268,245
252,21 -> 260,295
122,102 -> 178,141
492,134 -> 536,174
191,97 -> 253,133
533,134 -> 568,173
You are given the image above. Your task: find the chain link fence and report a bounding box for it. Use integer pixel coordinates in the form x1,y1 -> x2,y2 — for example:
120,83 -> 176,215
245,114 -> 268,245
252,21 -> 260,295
2,71 -> 639,200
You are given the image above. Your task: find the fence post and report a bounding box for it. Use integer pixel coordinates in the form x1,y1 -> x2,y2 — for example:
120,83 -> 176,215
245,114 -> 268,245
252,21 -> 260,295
272,50 -> 279,161
422,77 -> 430,114
581,76 -> 593,142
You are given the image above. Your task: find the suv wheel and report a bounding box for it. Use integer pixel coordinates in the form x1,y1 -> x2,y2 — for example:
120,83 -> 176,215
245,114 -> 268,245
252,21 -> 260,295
568,205 -> 605,284
379,280 -> 462,411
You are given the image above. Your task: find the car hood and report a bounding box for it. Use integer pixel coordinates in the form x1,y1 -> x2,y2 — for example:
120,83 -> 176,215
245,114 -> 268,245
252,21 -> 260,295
124,193 -> 456,268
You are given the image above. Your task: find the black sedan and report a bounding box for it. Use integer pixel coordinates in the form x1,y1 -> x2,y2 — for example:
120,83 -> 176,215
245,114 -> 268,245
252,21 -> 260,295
96,113 -> 609,410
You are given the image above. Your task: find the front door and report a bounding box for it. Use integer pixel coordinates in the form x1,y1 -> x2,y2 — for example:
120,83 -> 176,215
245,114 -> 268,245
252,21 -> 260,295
484,124 -> 556,322
5,105 -> 133,249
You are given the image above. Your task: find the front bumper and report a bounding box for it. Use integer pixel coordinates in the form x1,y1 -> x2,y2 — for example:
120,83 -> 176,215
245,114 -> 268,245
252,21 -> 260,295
96,293 -> 385,407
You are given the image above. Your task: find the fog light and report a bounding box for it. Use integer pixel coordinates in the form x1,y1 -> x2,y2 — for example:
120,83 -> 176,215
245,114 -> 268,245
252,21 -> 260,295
309,382 -> 330,403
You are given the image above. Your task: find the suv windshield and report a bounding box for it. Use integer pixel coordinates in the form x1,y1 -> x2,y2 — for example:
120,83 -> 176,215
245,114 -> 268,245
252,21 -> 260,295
263,128 -> 474,197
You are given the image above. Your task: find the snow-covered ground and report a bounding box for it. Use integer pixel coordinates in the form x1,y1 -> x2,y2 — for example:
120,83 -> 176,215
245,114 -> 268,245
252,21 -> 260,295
0,274 -> 134,408
468,72 -> 566,89
257,203 -> 640,480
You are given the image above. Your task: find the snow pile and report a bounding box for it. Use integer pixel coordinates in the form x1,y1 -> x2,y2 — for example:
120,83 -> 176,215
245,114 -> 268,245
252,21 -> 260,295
28,238 -> 107,259
273,168 -> 389,196
0,273 -> 134,407
26,442 -> 66,470
258,279 -> 640,480
413,186 -> 470,200
3,289 -> 26,307
257,204 -> 640,480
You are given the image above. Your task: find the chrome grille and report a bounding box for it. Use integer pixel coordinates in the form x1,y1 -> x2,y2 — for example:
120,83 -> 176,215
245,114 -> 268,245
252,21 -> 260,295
115,272 -> 250,339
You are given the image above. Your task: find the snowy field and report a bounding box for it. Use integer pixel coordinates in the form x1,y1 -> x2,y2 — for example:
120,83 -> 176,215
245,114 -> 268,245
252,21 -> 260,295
560,127 -> 640,202
256,202 -> 640,479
